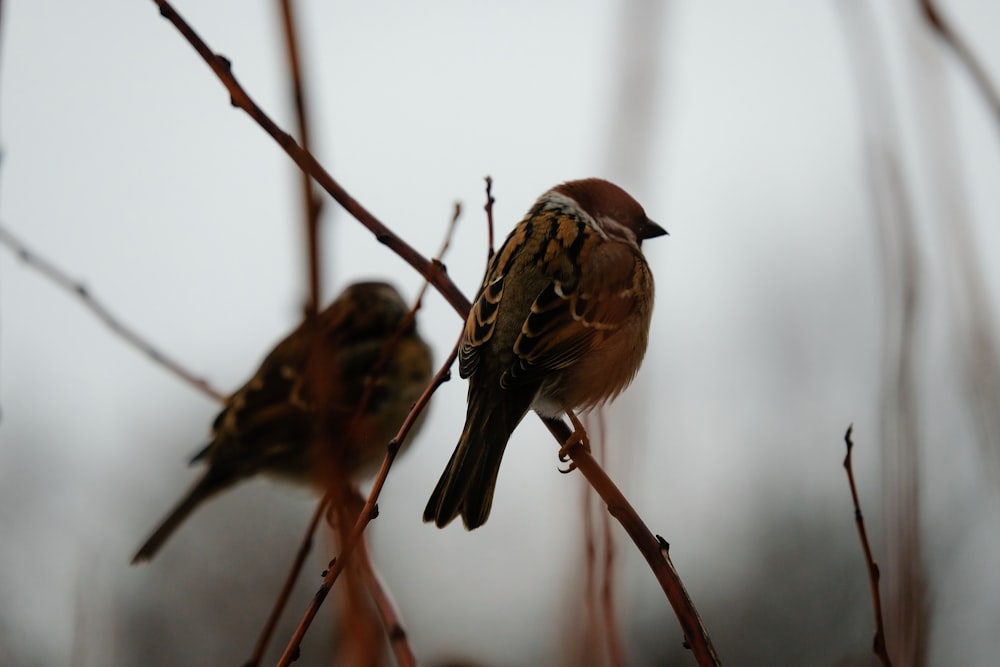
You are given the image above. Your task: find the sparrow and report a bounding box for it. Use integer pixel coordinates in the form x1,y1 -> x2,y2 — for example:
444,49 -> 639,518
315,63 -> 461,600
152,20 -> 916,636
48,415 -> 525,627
133,281 -> 433,563
423,178 -> 666,530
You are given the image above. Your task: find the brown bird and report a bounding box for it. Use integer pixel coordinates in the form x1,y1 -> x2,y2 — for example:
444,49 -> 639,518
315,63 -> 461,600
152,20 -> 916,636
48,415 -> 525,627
133,281 -> 433,563
423,178 -> 666,529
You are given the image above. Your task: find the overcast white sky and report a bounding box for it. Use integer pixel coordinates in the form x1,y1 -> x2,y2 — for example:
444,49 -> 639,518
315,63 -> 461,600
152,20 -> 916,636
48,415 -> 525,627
2,1 -> 1000,665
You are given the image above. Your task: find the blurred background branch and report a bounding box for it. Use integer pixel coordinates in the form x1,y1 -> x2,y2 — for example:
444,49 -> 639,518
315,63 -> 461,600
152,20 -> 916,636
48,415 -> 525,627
835,4 -> 928,663
920,0 -> 1000,126
0,224 -> 226,403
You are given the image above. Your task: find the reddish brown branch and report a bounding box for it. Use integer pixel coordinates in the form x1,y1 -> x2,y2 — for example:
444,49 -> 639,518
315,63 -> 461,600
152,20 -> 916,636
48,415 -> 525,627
843,425 -> 894,667
277,0 -> 324,316
352,202 -> 460,431
833,5 -> 927,661
245,494 -> 331,667
593,414 -> 626,667
581,454 -> 601,662
152,0 -> 471,319
544,417 -> 720,666
275,337 -> 459,667
483,176 -> 496,259
278,202 -> 459,663
441,202 -> 463,262
355,532 -> 417,667
0,225 -> 226,403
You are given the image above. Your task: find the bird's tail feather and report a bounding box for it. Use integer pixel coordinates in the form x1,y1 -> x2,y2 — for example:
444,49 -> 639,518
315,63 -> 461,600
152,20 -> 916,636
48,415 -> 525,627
423,395 -> 527,529
131,472 -> 229,564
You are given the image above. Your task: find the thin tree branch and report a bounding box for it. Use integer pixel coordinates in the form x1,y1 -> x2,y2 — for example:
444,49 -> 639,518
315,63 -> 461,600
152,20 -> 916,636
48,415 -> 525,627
355,531 -> 417,667
544,417 -> 720,666
277,0 -> 324,315
352,202 -> 460,436
594,413 -> 626,667
273,201 -> 460,663
152,0 -> 471,319
843,425 -> 893,667
483,176 -> 495,260
276,335 -> 459,667
0,224 -> 226,403
581,446 -> 602,663
833,5 -> 928,661
245,494 -> 331,667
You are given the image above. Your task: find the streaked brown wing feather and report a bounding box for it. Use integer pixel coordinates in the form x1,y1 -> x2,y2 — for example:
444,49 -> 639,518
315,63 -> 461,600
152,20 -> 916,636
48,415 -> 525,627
203,316 -> 381,468
459,274 -> 504,378
506,240 -> 640,386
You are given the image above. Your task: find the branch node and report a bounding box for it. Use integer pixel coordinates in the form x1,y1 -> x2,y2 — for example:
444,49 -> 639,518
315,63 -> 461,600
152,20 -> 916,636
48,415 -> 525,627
656,534 -> 670,553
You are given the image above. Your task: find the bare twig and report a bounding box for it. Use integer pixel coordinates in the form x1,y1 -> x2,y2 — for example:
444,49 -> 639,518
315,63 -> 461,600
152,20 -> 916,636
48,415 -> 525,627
276,337 -> 459,667
273,15 -> 343,656
833,5 -> 928,662
277,0 -> 324,315
245,494 -> 331,667
151,0 -> 471,319
441,202 -> 462,264
920,0 -> 1000,126
355,531 -> 417,667
914,0 -> 1000,495
0,224 -> 226,403
277,201 -> 460,664
352,201 -> 460,430
577,411 -> 626,667
544,417 -> 720,666
483,176 -> 495,259
843,425 -> 893,667
594,413 -> 626,667
580,451 -> 602,663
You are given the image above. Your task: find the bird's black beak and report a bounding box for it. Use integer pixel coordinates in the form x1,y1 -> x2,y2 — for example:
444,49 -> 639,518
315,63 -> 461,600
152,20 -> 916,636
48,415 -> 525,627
640,219 -> 669,240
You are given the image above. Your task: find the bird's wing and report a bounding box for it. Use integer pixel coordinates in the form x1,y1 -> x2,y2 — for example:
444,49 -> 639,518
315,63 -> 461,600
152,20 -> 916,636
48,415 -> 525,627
194,328 -> 314,468
503,235 -> 642,387
458,271 -> 504,379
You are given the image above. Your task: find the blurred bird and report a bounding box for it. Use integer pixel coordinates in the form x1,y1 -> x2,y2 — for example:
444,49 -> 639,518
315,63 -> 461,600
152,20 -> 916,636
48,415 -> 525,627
424,178 -> 666,529
133,281 -> 433,563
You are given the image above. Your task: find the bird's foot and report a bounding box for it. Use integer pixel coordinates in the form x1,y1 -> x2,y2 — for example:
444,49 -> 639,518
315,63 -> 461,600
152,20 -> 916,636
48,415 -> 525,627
558,411 -> 590,473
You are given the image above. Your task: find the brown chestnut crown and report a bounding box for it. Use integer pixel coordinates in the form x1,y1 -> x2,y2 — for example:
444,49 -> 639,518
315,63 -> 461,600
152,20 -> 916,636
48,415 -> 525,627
553,178 -> 667,243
